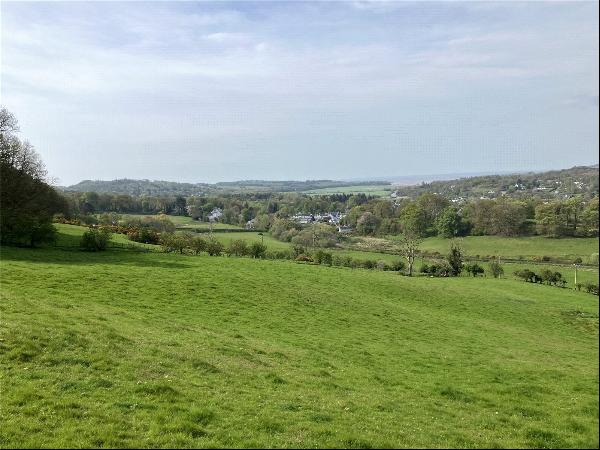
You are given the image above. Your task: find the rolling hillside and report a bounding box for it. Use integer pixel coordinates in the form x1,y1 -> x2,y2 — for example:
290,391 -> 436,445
1,244 -> 597,448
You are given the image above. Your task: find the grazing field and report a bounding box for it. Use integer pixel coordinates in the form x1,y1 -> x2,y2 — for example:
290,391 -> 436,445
302,184 -> 392,196
119,214 -> 243,230
1,244 -> 598,448
55,224 -> 599,285
387,235 -> 599,262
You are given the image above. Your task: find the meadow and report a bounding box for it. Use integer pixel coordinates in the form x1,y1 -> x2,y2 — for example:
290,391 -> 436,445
302,184 -> 392,197
54,224 -> 600,285
1,242 -> 598,448
118,214 -> 243,230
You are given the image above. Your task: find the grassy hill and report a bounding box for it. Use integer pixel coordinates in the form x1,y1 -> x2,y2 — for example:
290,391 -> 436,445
393,165 -> 599,200
1,244 -> 598,448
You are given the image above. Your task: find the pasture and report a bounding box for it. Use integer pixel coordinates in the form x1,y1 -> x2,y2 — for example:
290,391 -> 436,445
302,184 -> 392,197
1,244 -> 598,448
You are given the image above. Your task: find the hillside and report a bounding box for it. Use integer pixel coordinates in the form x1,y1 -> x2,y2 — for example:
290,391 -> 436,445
393,165 -> 599,200
63,179 -> 390,197
1,245 -> 597,448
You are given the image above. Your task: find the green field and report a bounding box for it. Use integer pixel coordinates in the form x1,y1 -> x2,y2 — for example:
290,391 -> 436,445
1,242 -> 598,448
119,214 -> 243,230
55,225 -> 599,285
302,184 -> 392,197
412,236 -> 598,262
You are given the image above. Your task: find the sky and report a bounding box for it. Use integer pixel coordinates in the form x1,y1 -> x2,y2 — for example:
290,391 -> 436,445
1,1 -> 598,186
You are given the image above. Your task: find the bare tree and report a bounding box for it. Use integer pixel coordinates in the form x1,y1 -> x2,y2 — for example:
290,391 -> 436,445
0,107 -> 19,135
398,232 -> 423,276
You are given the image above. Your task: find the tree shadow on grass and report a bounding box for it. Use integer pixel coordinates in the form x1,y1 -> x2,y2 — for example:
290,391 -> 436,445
0,245 -> 192,269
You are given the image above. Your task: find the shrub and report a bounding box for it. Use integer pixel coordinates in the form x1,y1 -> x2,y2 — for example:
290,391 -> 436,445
80,227 -> 112,251
128,227 -> 160,244
295,254 -> 313,263
515,269 -> 536,283
313,250 -> 333,266
389,259 -> 406,272
206,239 -> 224,256
420,264 -> 430,274
376,260 -> 388,271
227,239 -> 249,257
248,241 -> 267,259
190,236 -> 207,255
488,259 -> 504,278
584,282 -> 599,296
362,260 -> 377,270
446,242 -> 464,277
465,263 -> 485,277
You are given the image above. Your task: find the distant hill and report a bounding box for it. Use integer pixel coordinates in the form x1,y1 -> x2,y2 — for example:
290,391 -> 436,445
63,178 -> 390,196
392,165 -> 599,200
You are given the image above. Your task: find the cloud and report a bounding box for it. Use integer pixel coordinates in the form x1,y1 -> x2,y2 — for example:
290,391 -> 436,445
1,1 -> 597,184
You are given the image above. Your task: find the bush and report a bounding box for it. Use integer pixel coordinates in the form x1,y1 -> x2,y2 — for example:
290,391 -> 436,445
80,227 -> 112,251
361,260 -> 377,270
227,239 -> 249,257
190,236 -> 207,255
313,250 -> 332,266
584,282 -> 599,296
128,227 -> 160,244
465,263 -> 484,277
376,260 -> 388,271
295,254 -> 313,263
488,259 -> 504,278
248,241 -> 267,259
206,239 -> 224,256
389,259 -> 406,272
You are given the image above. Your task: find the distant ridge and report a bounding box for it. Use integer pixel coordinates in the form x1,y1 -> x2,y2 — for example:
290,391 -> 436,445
62,164 -> 598,197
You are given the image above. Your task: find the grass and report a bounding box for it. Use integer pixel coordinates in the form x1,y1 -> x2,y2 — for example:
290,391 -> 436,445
302,184 -> 392,197
119,214 -> 243,230
388,235 -> 599,262
55,224 -> 599,285
0,240 -> 598,448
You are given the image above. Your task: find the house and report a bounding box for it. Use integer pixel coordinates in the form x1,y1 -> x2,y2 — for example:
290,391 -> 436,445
246,218 -> 256,230
208,207 -> 223,222
337,225 -> 353,233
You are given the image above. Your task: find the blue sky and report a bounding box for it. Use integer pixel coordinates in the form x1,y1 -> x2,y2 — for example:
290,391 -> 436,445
1,1 -> 598,185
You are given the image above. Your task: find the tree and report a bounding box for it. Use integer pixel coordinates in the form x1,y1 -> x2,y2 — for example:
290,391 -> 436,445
465,263 -> 484,277
398,232 -> 422,276
435,207 -> 462,238
227,239 -> 249,257
446,241 -> 464,276
206,239 -> 224,256
400,202 -> 428,237
80,227 -> 112,251
248,241 -> 267,259
1,107 -> 67,246
190,236 -> 208,255
356,212 -> 380,235
488,258 -> 504,278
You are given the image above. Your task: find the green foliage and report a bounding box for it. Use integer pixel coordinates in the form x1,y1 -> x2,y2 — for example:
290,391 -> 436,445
0,108 -> 66,247
227,239 -> 249,257
446,241 -> 464,276
313,250 -> 333,266
206,239 -> 224,256
465,263 -> 485,277
435,207 -> 462,238
80,227 -> 112,251
488,259 -> 504,278
190,236 -> 208,255
248,241 -> 267,259
356,212 -> 380,235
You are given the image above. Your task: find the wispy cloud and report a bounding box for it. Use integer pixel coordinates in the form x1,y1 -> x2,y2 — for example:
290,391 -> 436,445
1,1 -> 597,184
